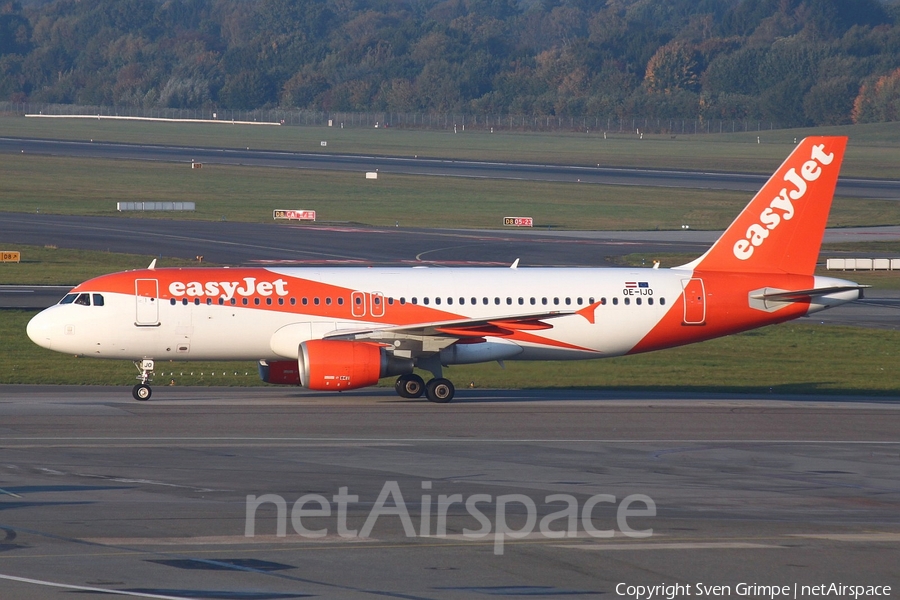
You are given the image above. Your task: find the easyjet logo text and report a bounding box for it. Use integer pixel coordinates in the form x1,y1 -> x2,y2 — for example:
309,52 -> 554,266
732,143 -> 834,261
168,277 -> 289,300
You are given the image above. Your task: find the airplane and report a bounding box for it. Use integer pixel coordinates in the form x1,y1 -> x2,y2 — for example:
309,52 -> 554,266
27,136 -> 865,403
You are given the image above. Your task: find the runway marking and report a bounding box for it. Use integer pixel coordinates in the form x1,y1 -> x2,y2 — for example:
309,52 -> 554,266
0,573 -> 192,599
790,533 -> 900,542
83,534 -> 377,546
2,437 -> 899,444
553,542 -> 782,551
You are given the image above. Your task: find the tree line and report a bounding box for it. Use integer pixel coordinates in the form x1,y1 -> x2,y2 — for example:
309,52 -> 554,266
2,0 -> 899,127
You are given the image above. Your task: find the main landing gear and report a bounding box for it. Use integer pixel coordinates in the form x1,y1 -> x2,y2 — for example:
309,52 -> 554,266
132,359 -> 155,401
395,373 -> 455,403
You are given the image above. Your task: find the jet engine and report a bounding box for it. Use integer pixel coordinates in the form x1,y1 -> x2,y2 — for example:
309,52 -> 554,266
298,340 -> 413,391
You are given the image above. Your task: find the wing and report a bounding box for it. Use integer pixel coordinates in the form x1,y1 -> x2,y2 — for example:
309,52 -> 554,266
321,306 -> 599,355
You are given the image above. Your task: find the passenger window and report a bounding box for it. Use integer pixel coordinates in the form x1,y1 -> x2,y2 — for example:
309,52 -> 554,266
207,298 -> 213,305
400,298 -> 406,305
577,297 -> 583,305
553,298 -> 559,305
183,298 -> 189,306
412,297 -> 418,305
530,298 -> 536,305
483,298 -> 488,305
565,298 -> 571,305
170,298 -> 177,306
60,293 -> 77,305
195,298 -> 201,305
494,298 -> 500,305
506,297 -> 512,305
601,297 -> 607,305
624,298 -> 630,305
636,298 -> 642,305
254,298 -> 260,305
612,297 -> 618,306
542,298 -> 547,305
326,298 -> 332,305
92,294 -> 105,307
302,298 -> 308,305
230,298 -> 236,305
424,298 -> 430,305
242,298 -> 248,306
447,297 -> 453,305
338,297 -> 344,305
471,297 -> 477,305
660,298 -> 666,306
648,297 -> 654,305
75,293 -> 91,306
290,298 -> 296,305
435,297 -> 441,305
314,298 -> 320,305
278,298 -> 284,305
219,298 -> 225,305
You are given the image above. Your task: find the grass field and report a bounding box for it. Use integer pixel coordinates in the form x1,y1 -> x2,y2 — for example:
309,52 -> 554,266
0,245 -> 208,285
3,308 -> 898,394
3,115 -> 900,178
3,153 -> 900,230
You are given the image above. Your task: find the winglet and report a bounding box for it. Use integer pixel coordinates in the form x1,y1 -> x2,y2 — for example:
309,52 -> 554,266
510,258 -> 520,269
147,259 -> 157,270
679,137 -> 847,276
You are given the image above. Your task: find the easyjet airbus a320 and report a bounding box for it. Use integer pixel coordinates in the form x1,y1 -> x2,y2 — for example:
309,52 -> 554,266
28,137 -> 864,402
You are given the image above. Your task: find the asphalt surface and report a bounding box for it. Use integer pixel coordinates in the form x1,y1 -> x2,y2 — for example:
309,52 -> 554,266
0,387 -> 897,600
3,136 -> 900,198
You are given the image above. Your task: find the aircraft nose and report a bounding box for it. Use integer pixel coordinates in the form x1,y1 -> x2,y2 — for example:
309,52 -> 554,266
27,309 -> 55,350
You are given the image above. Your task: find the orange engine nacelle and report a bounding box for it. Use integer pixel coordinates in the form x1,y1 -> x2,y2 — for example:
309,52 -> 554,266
298,340 -> 412,391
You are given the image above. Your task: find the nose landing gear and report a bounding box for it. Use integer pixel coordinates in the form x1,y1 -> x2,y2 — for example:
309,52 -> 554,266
132,359 -> 155,401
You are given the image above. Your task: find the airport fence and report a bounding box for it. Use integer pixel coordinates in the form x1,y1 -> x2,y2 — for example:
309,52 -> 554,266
0,102 -> 784,135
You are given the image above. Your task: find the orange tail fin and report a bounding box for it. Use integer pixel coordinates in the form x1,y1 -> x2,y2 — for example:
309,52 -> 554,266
681,136 -> 847,275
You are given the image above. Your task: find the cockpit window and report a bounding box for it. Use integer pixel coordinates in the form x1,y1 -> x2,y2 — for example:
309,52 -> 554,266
60,292 -> 104,306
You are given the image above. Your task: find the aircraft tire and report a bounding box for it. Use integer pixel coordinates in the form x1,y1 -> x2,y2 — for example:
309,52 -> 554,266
132,383 -> 152,401
425,378 -> 454,403
395,374 -> 425,398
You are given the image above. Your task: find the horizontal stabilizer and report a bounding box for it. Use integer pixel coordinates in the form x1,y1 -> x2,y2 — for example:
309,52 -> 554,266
750,285 -> 869,303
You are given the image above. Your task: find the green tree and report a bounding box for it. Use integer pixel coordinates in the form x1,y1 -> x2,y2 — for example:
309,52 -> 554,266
645,41 -> 702,93
0,4 -> 31,56
853,69 -> 900,123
